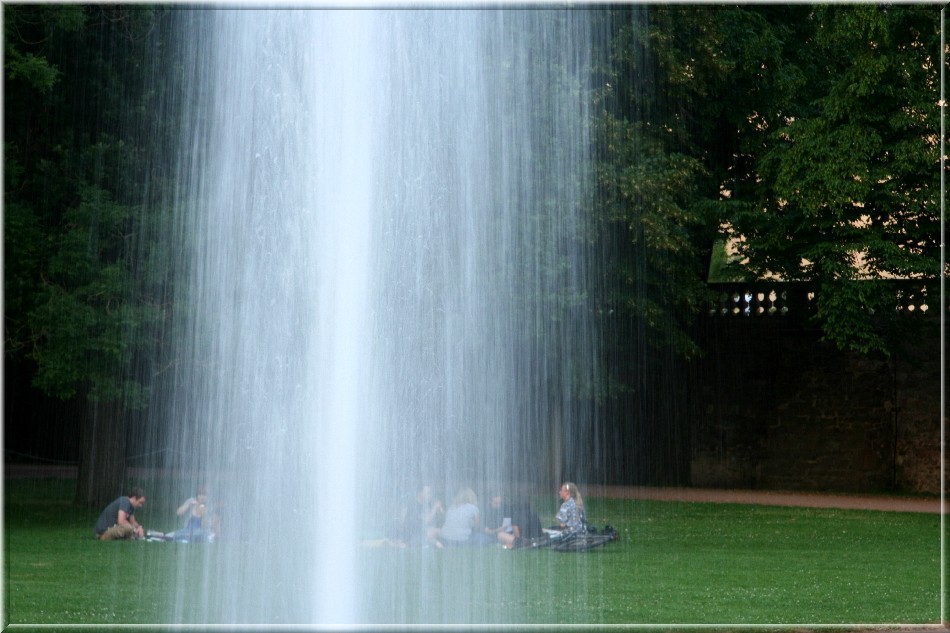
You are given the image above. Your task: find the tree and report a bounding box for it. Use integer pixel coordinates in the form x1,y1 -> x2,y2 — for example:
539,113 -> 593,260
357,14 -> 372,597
586,7 -> 758,483
590,6 -> 805,366
591,7 -> 729,363
726,5 -> 943,354
596,5 -> 943,359
584,6 -> 942,486
4,6 -> 179,506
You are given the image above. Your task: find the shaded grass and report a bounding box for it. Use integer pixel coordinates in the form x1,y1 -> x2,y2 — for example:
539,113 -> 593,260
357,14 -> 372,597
4,479 -> 942,627
4,479 -> 185,627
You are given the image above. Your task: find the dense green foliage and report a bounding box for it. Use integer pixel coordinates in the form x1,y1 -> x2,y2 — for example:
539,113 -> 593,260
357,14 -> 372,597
729,6 -> 943,353
5,7 -> 176,393
5,479 -> 940,626
592,5 -> 943,358
4,6 -> 183,505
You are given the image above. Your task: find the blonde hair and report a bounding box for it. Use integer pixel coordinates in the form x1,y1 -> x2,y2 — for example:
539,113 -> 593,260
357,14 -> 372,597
562,481 -> 584,511
453,487 -> 478,507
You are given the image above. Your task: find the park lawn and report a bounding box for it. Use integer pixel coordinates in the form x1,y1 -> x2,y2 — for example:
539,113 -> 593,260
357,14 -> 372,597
4,479 -> 942,627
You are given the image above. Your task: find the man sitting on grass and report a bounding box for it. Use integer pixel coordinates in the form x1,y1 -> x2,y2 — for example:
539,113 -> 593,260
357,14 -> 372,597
94,487 -> 146,541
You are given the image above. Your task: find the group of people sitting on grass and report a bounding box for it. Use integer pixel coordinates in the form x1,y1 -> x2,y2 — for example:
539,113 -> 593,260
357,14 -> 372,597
94,485 -> 219,543
96,480 -> 590,550
386,481 -> 587,549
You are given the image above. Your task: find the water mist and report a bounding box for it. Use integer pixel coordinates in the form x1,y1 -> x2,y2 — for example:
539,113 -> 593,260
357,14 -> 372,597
165,9 -> 600,625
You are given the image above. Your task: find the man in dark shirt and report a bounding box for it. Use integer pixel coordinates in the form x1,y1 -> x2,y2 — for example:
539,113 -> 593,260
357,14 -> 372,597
94,487 -> 146,540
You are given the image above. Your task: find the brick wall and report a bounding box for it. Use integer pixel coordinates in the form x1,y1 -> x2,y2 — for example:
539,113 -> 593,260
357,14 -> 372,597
690,301 -> 941,494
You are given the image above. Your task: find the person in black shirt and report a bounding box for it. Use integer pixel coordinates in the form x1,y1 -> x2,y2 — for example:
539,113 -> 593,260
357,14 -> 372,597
94,487 -> 146,541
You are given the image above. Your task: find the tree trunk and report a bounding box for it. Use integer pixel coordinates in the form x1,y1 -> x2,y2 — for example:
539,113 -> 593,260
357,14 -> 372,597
74,399 -> 128,508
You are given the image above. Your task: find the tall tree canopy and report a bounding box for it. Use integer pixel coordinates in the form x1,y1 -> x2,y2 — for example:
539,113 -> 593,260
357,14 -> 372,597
4,6 -> 180,506
727,5 -> 943,353
594,5 -> 943,366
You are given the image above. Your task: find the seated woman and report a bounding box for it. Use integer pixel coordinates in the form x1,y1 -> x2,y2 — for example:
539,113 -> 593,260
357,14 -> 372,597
438,487 -> 494,546
169,486 -> 217,542
547,481 -> 586,538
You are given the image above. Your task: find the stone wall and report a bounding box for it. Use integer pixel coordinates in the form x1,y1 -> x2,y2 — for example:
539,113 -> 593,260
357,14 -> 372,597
892,328 -> 943,493
690,301 -> 941,495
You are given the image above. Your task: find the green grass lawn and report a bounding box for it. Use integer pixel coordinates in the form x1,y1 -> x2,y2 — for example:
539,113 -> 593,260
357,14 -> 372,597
4,479 -> 942,628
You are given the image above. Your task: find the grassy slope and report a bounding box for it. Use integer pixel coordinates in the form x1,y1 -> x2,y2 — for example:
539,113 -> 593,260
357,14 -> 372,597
4,480 -> 941,627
